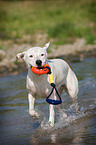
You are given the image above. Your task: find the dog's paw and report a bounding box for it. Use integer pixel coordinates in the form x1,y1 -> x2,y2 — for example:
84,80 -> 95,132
48,121 -> 54,127
41,119 -> 54,129
29,109 -> 39,117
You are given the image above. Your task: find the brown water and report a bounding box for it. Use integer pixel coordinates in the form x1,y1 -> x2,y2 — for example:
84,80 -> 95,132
0,58 -> 96,145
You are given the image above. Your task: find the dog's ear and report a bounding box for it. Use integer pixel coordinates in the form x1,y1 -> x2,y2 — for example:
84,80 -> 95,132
16,52 -> 26,61
43,42 -> 50,50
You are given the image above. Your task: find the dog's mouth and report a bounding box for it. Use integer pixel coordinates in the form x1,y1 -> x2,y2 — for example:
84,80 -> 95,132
31,64 -> 50,75
37,66 -> 45,69
30,65 -> 44,69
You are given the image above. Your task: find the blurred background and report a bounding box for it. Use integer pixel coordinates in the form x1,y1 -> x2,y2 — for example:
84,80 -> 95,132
0,0 -> 96,75
0,0 -> 96,44
0,0 -> 96,74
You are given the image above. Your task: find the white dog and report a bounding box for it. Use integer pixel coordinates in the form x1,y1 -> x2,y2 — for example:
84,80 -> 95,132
16,42 -> 79,126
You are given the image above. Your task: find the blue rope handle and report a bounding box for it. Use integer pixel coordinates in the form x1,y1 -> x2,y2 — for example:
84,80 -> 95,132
46,83 -> 62,105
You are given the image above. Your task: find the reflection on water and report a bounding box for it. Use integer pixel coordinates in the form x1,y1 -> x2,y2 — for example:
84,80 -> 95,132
0,58 -> 96,145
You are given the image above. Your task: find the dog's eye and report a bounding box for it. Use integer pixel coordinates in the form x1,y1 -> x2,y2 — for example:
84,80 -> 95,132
29,55 -> 33,58
41,54 -> 44,56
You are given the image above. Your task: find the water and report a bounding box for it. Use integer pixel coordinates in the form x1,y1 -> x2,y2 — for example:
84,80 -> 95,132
0,58 -> 96,145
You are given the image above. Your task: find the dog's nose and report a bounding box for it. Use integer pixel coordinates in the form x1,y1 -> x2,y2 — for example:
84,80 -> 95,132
36,59 -> 42,66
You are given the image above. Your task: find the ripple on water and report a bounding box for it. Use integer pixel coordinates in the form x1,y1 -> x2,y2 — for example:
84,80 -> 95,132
0,58 -> 96,144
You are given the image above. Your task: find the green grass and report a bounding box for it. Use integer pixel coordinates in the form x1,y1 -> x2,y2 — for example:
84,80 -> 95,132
0,0 -> 96,44
0,44 -> 5,50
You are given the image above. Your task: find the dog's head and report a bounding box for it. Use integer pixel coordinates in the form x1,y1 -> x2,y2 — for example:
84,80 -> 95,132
16,42 -> 50,68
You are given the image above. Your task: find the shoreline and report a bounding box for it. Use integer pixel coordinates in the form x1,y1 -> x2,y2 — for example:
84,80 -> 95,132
0,49 -> 96,77
0,39 -> 96,77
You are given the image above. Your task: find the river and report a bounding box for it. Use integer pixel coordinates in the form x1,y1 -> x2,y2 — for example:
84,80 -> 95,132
0,58 -> 96,145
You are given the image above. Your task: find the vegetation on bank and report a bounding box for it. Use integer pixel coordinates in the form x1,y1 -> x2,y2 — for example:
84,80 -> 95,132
0,0 -> 96,47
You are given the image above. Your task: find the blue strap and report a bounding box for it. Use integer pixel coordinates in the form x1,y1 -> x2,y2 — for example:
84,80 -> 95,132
46,83 -> 62,105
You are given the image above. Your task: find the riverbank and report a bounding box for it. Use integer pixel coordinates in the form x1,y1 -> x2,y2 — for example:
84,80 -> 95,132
0,38 -> 96,77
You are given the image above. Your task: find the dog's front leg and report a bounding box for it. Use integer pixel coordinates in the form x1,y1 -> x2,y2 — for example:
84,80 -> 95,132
48,88 -> 56,126
49,104 -> 55,126
28,93 -> 39,117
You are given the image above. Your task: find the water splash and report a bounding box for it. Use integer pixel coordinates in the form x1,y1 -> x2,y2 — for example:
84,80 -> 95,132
40,102 -> 96,131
